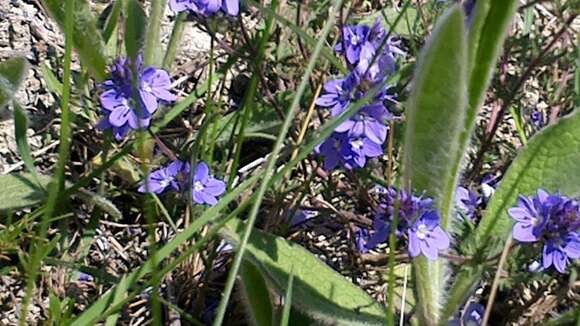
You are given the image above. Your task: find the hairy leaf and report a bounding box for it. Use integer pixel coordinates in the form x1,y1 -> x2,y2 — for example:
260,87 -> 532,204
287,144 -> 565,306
239,261 -> 274,326
40,0 -> 108,82
402,6 -> 467,324
0,174 -> 50,211
124,0 -> 148,61
223,220 -> 386,326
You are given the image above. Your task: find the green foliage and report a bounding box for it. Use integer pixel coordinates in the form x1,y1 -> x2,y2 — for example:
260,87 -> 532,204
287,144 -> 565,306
402,5 -> 467,324
223,219 -> 386,326
477,110 -> 580,252
40,0 -> 108,82
0,174 -> 51,211
0,57 -> 29,112
239,261 -> 274,326
124,0 -> 148,61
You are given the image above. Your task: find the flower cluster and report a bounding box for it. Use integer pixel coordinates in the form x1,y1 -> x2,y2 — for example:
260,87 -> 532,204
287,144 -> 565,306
508,189 -> 580,273
169,0 -> 239,16
316,20 -> 402,170
98,56 -> 176,141
139,160 -> 226,206
359,187 -> 450,260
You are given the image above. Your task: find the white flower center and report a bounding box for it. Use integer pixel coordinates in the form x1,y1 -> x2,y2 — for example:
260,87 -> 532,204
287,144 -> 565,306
351,139 -> 364,150
416,224 -> 428,240
194,181 -> 205,192
351,35 -> 360,45
143,82 -> 153,93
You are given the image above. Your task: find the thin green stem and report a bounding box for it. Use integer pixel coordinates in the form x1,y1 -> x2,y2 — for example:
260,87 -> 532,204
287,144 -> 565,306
144,0 -> 168,66
163,12 -> 187,70
212,1 -> 344,324
19,0 -> 74,324
387,198 -> 401,326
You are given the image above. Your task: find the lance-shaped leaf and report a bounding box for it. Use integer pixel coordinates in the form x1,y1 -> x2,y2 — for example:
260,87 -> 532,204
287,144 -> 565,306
0,57 -> 29,112
0,174 -> 51,211
41,0 -> 108,82
223,219 -> 386,325
401,6 -> 467,324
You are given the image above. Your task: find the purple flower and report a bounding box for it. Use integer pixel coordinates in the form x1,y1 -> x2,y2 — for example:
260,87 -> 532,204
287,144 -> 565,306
408,210 -> 450,260
530,109 -> 545,129
191,162 -> 226,206
289,210 -> 316,227
508,189 -> 553,242
508,189 -> 580,273
456,186 -> 480,220
316,74 -> 360,116
462,302 -> 484,326
355,228 -> 371,253
334,104 -> 392,144
343,135 -> 383,169
138,160 -> 190,194
98,57 -> 175,141
363,188 -> 436,252
169,0 -> 239,16
315,132 -> 353,170
335,24 -> 373,65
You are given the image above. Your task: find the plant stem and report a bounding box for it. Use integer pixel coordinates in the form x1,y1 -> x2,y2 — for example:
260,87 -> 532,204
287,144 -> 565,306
144,0 -> 168,67
163,12 -> 187,70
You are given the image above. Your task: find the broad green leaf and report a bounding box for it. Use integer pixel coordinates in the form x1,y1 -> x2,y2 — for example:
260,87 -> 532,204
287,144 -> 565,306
124,0 -> 148,61
223,219 -> 386,326
443,111 -> 580,322
239,261 -> 274,326
40,0 -> 108,82
0,57 -> 29,111
401,6 -> 467,324
0,174 -> 51,211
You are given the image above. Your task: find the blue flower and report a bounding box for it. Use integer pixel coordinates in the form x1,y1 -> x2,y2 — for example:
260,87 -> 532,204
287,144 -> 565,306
191,162 -> 226,206
508,189 -> 580,273
169,0 -> 239,16
98,56 -> 175,141
456,186 -> 481,220
138,160 -> 190,194
408,210 -> 450,260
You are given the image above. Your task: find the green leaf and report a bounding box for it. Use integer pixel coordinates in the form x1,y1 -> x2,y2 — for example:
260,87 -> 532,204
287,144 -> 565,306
124,0 -> 148,61
279,269 -> 294,326
40,63 -> 63,96
14,103 -> 39,180
40,0 -> 108,82
213,101 -> 283,144
455,0 -> 518,174
401,6 -> 467,324
223,219 -> 386,325
239,261 -> 274,326
0,57 -> 29,111
0,174 -> 51,211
